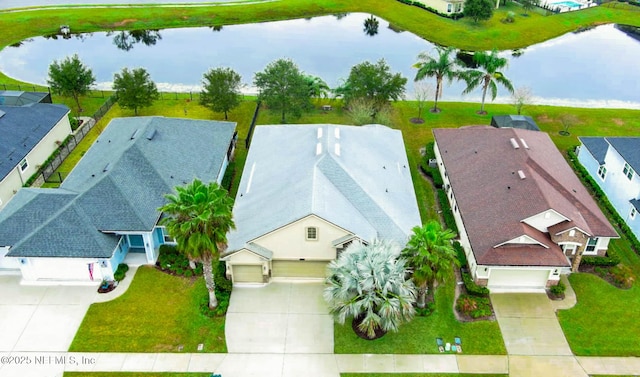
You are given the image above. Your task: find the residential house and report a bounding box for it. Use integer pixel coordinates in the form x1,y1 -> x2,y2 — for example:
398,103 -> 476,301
414,0 -> 464,14
222,124 -> 422,283
577,137 -> 640,241
0,102 -> 71,211
433,126 -> 617,290
0,116 -> 236,283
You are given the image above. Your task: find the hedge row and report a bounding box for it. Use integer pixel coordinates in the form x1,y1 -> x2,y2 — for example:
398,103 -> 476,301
567,148 -> 640,256
113,263 -> 129,282
461,271 -> 490,297
396,0 -> 465,19
437,188 -> 459,233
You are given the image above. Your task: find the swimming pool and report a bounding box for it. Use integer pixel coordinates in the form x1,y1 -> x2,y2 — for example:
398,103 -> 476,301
549,0 -> 583,8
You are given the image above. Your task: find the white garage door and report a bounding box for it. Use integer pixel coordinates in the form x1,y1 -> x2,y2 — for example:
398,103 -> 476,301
271,260 -> 328,278
488,269 -> 550,289
28,258 -> 102,282
232,265 -> 263,283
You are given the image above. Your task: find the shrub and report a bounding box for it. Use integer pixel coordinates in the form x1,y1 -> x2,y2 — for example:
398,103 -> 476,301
461,271 -> 490,297
550,281 -> 566,295
199,289 -> 231,317
221,161 -> 236,192
504,11 -> 516,23
113,263 -> 129,282
437,189 -> 458,233
415,301 -> 436,317
69,115 -> 80,131
453,241 -> 467,267
214,261 -> 233,293
157,244 -> 203,277
610,264 -> 635,289
456,294 -> 492,318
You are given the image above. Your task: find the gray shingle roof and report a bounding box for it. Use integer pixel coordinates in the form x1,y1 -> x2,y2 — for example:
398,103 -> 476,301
0,117 -> 236,258
226,124 -> 421,253
0,103 -> 70,180
579,137 -> 609,165
0,91 -> 50,106
606,137 -> 640,174
491,115 -> 540,131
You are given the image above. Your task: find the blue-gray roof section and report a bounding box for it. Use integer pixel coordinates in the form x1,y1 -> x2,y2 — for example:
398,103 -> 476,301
0,103 -> 69,180
606,137 -> 640,174
0,116 -> 236,258
226,124 -> 422,253
579,137 -> 609,165
631,198 -> 640,211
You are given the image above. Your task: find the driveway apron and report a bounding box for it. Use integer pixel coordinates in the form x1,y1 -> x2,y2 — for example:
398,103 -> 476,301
225,281 -> 333,354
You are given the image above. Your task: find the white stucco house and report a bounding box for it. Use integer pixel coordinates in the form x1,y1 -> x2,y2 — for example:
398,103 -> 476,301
577,137 -> 640,241
0,116 -> 236,284
0,100 -> 71,211
414,0 -> 464,15
222,124 -> 422,283
433,126 -> 617,291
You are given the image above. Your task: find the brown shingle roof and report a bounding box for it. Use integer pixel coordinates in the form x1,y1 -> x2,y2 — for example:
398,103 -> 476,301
434,127 -> 617,267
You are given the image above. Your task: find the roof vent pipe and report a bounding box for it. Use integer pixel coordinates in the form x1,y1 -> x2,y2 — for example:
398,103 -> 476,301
518,170 -> 526,179
316,142 -> 322,156
317,128 -> 323,139
335,128 -> 340,139
520,138 -> 529,149
335,143 -> 341,156
510,138 -> 520,149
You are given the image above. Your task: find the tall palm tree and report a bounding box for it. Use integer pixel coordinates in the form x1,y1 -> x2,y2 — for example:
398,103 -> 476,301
402,220 -> 459,308
461,49 -> 514,114
303,75 -> 331,99
324,240 -> 416,339
363,15 -> 379,36
413,46 -> 461,113
159,179 -> 235,309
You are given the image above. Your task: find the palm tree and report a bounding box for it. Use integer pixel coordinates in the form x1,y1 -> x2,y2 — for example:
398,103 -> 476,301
324,239 -> 416,339
402,221 -> 459,308
159,179 -> 235,309
303,75 -> 331,99
461,49 -> 514,114
363,15 -> 379,36
413,46 -> 461,113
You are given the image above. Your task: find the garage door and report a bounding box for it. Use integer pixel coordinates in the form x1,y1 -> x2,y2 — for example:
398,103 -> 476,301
271,260 -> 328,278
232,265 -> 263,283
488,269 -> 550,289
29,258 -> 102,282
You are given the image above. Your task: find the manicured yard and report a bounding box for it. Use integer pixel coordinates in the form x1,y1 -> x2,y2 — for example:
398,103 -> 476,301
0,0 -> 639,58
341,374 -> 507,377
64,374 -> 210,377
69,266 -> 227,353
333,280 -> 506,355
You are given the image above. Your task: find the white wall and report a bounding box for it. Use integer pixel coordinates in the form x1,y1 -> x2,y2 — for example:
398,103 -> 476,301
522,210 -> 568,233
415,0 -> 463,14
19,257 -> 103,284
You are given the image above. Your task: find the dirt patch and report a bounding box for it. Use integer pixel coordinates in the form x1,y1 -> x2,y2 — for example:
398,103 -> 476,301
537,114 -> 553,123
611,118 -> 625,126
112,19 -> 138,27
410,117 -> 425,124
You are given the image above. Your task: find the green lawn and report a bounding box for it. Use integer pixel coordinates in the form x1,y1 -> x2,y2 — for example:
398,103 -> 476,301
341,374 -> 508,377
69,266 -> 227,353
334,280 -> 506,354
64,374 -> 210,377
0,0 -> 638,58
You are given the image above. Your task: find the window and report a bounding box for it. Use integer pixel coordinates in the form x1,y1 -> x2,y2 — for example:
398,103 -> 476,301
19,158 -> 28,173
631,207 -> 637,220
306,227 -> 318,241
597,165 -> 607,180
623,163 -> 635,180
447,3 -> 452,12
585,237 -> 598,253
456,3 -> 462,11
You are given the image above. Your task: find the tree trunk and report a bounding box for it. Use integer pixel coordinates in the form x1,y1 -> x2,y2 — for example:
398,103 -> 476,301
202,253 -> 218,309
480,84 -> 488,113
416,282 -> 427,309
426,280 -> 436,304
281,108 -> 286,123
189,259 -> 196,270
224,110 -> 228,120
433,78 -> 441,112
73,94 -> 82,113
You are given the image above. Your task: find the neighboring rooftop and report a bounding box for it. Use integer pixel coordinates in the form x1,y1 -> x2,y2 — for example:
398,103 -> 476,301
226,124 -> 421,252
0,117 -> 236,258
0,91 -> 51,106
434,126 -> 617,267
579,137 -> 640,173
0,103 -> 70,180
579,137 -> 609,165
491,115 -> 540,131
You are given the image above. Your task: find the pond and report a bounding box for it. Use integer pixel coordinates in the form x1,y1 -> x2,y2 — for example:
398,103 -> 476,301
1,13 -> 639,108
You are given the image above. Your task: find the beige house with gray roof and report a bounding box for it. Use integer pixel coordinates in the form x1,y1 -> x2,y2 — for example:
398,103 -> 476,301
222,124 -> 422,283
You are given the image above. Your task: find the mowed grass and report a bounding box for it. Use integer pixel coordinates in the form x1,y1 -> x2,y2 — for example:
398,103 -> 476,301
64,374 -> 210,377
334,281 -> 507,354
69,267 -> 227,353
0,0 -> 639,56
341,374 -> 508,377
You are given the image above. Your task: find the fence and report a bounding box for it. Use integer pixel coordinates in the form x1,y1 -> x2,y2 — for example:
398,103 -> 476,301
245,101 -> 262,149
0,83 -> 112,99
40,95 -> 118,183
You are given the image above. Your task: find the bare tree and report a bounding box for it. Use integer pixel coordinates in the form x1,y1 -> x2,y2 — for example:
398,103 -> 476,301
413,82 -> 434,123
511,86 -> 533,115
559,113 -> 581,136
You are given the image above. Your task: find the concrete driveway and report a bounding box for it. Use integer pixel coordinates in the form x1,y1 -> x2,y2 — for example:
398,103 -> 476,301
491,293 -> 573,356
0,275 -> 97,352
225,281 -> 334,354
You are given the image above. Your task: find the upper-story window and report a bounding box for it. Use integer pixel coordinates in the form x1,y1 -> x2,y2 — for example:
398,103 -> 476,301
447,3 -> 452,12
631,207 -> 637,220
306,227 -> 318,241
19,158 -> 29,173
585,237 -> 598,253
623,162 -> 635,180
597,165 -> 607,180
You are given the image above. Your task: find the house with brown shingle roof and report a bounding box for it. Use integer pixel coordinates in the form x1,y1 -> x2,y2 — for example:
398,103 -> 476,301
433,126 -> 617,291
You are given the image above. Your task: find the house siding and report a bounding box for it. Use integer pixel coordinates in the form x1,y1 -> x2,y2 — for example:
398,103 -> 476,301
414,0 -> 464,14
578,141 -> 640,241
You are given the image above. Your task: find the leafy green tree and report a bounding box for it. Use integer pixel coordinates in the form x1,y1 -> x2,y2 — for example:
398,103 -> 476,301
159,179 -> 235,309
303,75 -> 331,99
402,221 -> 459,308
200,67 -> 243,120
463,0 -> 494,23
324,240 -> 416,339
112,29 -> 162,51
413,47 -> 461,113
254,58 -> 311,123
337,59 -> 407,111
461,49 -> 514,114
47,54 -> 96,113
521,0 -> 540,14
113,67 -> 160,116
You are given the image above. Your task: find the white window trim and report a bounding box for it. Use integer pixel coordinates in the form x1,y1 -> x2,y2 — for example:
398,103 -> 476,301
623,162 -> 635,181
584,237 -> 599,255
597,165 -> 607,181
631,207 -> 637,220
19,158 -> 29,173
306,226 -> 318,241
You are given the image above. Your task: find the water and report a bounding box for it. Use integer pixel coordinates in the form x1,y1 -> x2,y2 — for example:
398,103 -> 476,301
0,13 -> 639,108
549,1 -> 583,8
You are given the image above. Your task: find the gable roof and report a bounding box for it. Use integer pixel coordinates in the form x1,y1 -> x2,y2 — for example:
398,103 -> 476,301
579,137 -> 640,173
434,126 -> 617,267
0,103 -> 70,180
226,124 -> 421,252
0,117 -> 236,258
579,137 -> 609,165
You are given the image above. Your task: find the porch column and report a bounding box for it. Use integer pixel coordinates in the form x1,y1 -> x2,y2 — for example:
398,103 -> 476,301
142,233 -> 156,264
571,245 -> 585,272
